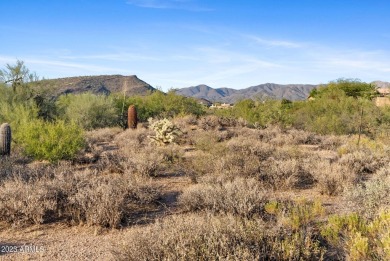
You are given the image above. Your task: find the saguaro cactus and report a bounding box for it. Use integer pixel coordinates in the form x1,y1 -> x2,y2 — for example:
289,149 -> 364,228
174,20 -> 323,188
127,105 -> 138,129
0,123 -> 11,156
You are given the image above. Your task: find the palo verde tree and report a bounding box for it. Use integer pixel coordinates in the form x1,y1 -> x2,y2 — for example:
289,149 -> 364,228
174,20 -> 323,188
0,60 -> 38,93
310,78 -> 378,100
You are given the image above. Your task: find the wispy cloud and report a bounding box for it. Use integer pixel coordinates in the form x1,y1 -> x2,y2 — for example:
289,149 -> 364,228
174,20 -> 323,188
247,35 -> 303,48
126,0 -> 213,11
60,53 -> 161,62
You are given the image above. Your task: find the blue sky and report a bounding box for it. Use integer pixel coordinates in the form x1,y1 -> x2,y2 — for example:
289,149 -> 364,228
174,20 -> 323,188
0,0 -> 389,90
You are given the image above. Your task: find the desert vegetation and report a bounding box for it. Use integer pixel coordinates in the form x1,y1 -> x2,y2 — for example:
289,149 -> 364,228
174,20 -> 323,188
0,61 -> 389,260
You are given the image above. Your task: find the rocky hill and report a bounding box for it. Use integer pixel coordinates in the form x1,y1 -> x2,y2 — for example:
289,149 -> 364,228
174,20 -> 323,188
372,81 -> 390,89
175,83 -> 317,103
39,75 -> 155,96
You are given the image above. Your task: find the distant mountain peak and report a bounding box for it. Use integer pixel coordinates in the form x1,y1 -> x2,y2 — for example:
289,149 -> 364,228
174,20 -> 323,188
175,83 -> 317,103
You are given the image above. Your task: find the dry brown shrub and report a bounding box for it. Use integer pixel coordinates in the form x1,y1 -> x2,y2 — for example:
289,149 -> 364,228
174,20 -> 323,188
0,176 -> 60,225
172,114 -> 198,129
67,172 -> 160,227
191,130 -> 228,152
85,127 -> 123,144
114,127 -> 152,148
319,135 -> 346,150
0,162 -> 161,227
214,153 -> 262,177
309,161 -> 354,196
339,149 -> 386,179
226,136 -> 274,160
344,164 -> 390,218
256,125 -> 283,142
179,177 -> 269,217
198,115 -> 221,130
184,150 -> 218,177
115,213 -> 325,261
259,158 -> 300,190
286,129 -> 322,145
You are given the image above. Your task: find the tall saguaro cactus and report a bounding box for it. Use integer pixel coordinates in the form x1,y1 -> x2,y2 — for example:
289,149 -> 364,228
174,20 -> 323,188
127,105 -> 138,129
0,123 -> 11,156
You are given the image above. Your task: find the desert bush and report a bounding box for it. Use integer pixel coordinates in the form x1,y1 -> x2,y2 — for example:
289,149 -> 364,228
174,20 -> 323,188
172,114 -> 198,132
0,162 -> 73,225
319,134 -> 346,150
85,127 -> 123,144
15,119 -> 85,162
114,127 -> 152,148
309,161 -> 354,196
339,149 -> 386,179
226,136 -> 274,160
97,148 -> 163,177
321,209 -> 390,260
116,213 -> 325,261
259,158 -> 301,190
198,114 -> 223,130
0,175 -> 60,225
179,177 -> 269,217
344,166 -> 390,218
0,164 -> 161,227
285,129 -> 322,145
265,199 -> 325,231
67,173 -> 160,227
57,93 -> 118,130
214,153 -> 262,178
191,130 -> 230,153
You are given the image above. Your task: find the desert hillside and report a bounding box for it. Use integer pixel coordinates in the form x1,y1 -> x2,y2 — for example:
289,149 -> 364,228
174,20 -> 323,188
39,75 -> 155,96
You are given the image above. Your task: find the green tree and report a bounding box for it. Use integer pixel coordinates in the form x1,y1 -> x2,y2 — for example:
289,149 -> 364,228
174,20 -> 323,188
0,60 -> 38,92
310,78 -> 378,99
57,93 -> 118,130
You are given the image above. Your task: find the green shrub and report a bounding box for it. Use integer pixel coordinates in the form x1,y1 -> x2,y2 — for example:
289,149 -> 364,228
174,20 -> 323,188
321,209 -> 390,261
16,119 -> 85,162
57,93 -> 118,130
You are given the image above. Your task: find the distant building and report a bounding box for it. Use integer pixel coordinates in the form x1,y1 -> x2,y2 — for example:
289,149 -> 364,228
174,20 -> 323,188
375,87 -> 390,107
377,88 -> 390,97
210,103 -> 233,109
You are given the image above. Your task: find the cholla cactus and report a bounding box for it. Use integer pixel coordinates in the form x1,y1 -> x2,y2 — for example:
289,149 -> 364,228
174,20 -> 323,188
148,118 -> 182,146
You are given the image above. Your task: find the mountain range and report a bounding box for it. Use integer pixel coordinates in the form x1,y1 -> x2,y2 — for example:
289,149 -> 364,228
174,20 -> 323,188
36,75 -> 389,104
175,83 -> 318,103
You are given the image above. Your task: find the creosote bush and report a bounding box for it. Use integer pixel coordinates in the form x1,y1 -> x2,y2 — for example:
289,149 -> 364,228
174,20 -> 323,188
321,209 -> 390,260
116,213 -> 325,261
15,119 -> 85,162
56,93 -> 118,130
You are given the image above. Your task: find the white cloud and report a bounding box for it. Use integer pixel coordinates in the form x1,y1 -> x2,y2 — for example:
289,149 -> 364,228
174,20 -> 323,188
126,0 -> 213,11
247,35 -> 303,48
